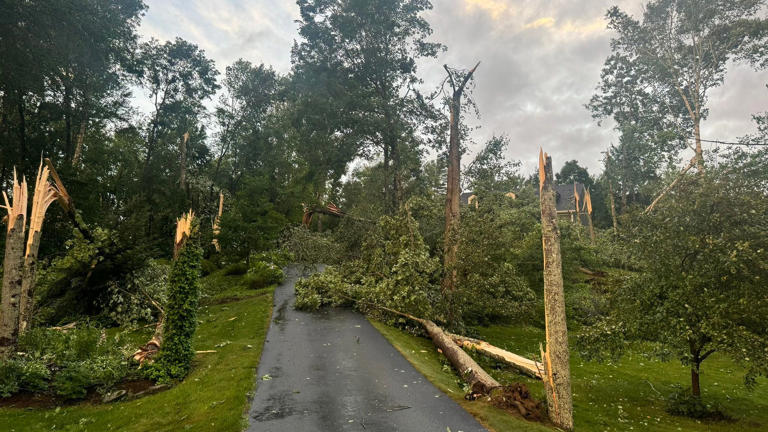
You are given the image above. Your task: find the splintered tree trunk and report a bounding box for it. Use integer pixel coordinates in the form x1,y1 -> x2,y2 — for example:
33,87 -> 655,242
584,188 -> 596,243
538,150 -> 574,431
442,94 -> 461,296
71,119 -> 87,166
441,62 -> 480,315
0,215 -> 26,358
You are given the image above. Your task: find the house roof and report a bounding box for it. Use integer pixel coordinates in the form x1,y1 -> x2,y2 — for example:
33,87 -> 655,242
535,182 -> 587,212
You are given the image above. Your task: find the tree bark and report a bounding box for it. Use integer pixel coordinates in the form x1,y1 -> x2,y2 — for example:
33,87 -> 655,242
441,62 -> 480,313
179,132 -> 189,189
694,118 -> 704,173
71,119 -> 87,166
538,150 -> 574,431
18,231 -> 41,333
691,367 -> 701,397
0,215 -> 26,358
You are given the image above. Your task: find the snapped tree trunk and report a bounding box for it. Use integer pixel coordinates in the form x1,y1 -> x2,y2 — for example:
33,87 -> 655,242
72,119 -> 87,166
441,62 -> 480,315
584,187 -> 596,242
538,150 -> 574,431
0,215 -> 26,358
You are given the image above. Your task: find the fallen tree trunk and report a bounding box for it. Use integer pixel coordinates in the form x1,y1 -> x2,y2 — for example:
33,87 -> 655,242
448,333 -> 544,380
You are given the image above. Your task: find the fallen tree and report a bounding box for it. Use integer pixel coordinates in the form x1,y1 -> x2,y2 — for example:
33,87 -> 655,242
448,332 -> 544,380
332,295 -> 543,419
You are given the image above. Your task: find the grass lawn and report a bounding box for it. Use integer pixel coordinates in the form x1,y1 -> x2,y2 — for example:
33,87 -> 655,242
373,320 -> 768,432
0,271 -> 274,432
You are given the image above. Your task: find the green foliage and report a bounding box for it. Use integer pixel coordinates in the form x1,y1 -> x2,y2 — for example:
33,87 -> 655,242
0,324 -> 134,399
221,262 -> 248,276
581,167 -> 768,396
280,225 -> 345,265
295,212 -> 442,322
148,242 -> 203,382
244,256 -> 284,290
53,356 -> 128,399
104,260 -> 170,328
665,386 -> 727,419
200,259 -> 219,276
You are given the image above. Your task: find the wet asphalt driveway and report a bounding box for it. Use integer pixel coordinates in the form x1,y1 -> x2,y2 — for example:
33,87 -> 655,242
247,266 -> 487,432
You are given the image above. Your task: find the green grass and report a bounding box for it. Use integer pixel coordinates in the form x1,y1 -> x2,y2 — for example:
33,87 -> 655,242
0,271 -> 274,432
373,320 -> 768,432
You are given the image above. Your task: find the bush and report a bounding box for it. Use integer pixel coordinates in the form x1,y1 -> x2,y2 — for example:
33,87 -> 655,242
665,386 -> 727,419
222,262 -> 248,276
200,259 -> 219,276
244,260 -> 284,290
280,225 -> 344,265
0,361 -> 21,397
0,324 -> 134,399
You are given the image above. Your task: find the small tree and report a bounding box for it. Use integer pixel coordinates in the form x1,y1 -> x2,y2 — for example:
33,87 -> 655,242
581,168 -> 768,398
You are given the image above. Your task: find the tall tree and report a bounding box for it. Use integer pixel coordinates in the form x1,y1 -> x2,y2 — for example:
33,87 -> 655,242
441,62 -> 479,314
597,0 -> 768,173
291,0 -> 443,210
556,160 -> 594,189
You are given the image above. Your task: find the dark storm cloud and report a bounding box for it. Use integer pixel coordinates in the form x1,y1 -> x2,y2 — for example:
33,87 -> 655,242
138,0 -> 768,175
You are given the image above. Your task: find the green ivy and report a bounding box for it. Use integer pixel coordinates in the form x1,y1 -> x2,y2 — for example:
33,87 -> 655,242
147,240 -> 203,382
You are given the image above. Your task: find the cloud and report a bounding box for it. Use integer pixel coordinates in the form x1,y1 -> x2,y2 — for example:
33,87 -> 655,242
463,0 -> 510,20
525,17 -> 555,29
136,0 -> 768,175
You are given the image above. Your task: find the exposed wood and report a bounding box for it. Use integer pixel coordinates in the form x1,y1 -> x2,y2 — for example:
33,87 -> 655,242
19,162 -> 59,333
538,149 -> 574,431
301,203 -> 370,227
448,332 -> 545,380
44,158 -> 93,242
584,187 -> 596,242
442,61 -> 480,311
644,156 -> 698,214
174,210 -> 194,259
132,319 -> 163,366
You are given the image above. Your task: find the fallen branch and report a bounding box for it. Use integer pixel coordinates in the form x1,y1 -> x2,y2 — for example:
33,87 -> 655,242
644,156 -> 697,214
447,332 -> 544,380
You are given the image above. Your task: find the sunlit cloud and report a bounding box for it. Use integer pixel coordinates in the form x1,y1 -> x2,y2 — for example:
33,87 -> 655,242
524,17 -> 555,29
463,0 -> 510,20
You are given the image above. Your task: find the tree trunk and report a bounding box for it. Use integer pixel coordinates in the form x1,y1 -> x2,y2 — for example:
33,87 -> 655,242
421,318 -> 500,394
72,119 -> 87,166
17,93 -> 26,166
441,62 -> 480,311
0,215 -> 26,358
179,132 -> 189,189
694,118 -> 704,173
538,150 -> 574,431
448,332 -> 544,380
442,93 -> 461,298
18,231 -> 41,333
691,367 -> 701,397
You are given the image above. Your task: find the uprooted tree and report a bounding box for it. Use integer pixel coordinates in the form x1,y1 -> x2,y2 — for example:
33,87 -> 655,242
0,164 -> 59,358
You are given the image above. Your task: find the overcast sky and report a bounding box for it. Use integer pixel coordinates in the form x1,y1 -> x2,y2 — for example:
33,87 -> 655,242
139,0 -> 768,175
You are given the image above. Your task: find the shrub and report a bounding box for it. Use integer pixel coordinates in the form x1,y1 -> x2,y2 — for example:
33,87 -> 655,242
0,361 -> 21,397
280,225 -> 344,265
222,262 -> 248,276
665,386 -> 727,419
200,259 -> 219,276
148,241 -> 202,382
53,356 -> 129,399
244,261 -> 284,290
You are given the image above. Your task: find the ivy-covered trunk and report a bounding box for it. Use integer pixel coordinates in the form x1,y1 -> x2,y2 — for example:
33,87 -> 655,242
151,218 -> 202,381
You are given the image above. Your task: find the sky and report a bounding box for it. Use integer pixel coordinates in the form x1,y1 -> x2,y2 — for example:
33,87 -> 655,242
138,0 -> 768,175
